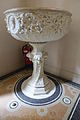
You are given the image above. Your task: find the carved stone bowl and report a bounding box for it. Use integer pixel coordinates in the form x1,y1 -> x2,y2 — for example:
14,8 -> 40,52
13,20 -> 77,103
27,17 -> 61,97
4,8 -> 72,105
4,8 -> 72,43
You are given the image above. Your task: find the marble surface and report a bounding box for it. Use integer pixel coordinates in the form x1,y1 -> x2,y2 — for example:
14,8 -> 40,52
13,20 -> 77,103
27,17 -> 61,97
0,69 -> 80,120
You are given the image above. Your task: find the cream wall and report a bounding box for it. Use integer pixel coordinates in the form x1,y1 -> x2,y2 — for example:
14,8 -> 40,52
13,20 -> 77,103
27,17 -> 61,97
0,0 -> 25,76
0,0 -> 80,83
44,0 -> 80,84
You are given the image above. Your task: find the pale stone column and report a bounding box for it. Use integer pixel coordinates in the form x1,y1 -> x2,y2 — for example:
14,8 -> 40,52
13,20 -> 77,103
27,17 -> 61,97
22,43 -> 54,97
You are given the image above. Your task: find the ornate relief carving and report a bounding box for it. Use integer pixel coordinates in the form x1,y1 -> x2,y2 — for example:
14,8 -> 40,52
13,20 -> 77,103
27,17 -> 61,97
5,11 -> 71,35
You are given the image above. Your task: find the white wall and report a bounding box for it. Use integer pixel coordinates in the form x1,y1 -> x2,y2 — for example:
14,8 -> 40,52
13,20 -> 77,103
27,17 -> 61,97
0,0 -> 80,83
44,0 -> 80,84
0,0 -> 25,76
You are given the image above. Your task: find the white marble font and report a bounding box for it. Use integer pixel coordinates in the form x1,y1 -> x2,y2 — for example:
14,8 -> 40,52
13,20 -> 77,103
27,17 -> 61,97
4,8 -> 72,99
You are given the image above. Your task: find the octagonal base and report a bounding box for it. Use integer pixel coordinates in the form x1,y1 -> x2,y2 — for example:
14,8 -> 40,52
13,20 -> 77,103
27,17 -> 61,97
21,75 -> 56,99
14,74 -> 62,106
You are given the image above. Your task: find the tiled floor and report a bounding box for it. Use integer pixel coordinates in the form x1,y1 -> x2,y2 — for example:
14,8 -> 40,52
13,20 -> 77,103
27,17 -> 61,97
0,69 -> 80,120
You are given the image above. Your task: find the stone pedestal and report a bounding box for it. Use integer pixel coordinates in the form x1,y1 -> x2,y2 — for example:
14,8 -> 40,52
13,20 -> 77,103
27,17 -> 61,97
21,43 -> 56,99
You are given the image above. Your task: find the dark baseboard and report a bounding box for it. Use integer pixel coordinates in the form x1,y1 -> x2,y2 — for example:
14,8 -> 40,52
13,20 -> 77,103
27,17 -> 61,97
0,66 -> 80,89
44,71 -> 80,90
0,66 -> 26,81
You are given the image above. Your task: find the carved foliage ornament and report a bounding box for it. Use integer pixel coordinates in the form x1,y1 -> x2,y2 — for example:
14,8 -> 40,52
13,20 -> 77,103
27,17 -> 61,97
5,11 -> 71,34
